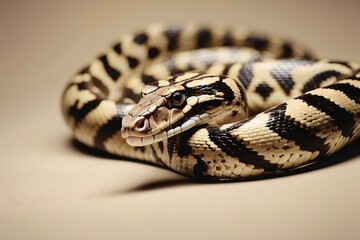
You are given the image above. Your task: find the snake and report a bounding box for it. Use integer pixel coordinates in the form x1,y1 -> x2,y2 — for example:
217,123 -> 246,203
62,23 -> 360,180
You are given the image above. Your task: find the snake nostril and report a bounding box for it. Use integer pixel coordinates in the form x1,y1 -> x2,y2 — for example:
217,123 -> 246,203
134,117 -> 149,132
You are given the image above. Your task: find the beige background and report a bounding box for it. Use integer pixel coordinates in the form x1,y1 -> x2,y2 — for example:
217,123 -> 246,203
1,1 -> 360,239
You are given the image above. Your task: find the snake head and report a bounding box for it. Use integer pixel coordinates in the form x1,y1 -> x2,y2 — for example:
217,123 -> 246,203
121,73 -> 247,146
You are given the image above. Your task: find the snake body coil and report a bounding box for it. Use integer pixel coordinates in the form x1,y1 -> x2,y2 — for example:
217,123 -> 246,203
62,23 -> 360,179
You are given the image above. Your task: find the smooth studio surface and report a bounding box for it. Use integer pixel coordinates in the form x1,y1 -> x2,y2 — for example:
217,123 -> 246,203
1,1 -> 360,239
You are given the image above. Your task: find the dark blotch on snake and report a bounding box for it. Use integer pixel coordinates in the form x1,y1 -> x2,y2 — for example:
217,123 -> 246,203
238,63 -> 254,89
141,74 -> 157,84
133,32 -> 148,45
245,36 -> 269,51
270,60 -> 312,95
164,25 -> 181,51
99,54 -> 121,81
127,56 -> 139,69
222,32 -> 234,46
280,43 -> 294,58
148,47 -> 160,59
197,28 -> 212,48
113,43 -> 122,54
255,82 -> 274,101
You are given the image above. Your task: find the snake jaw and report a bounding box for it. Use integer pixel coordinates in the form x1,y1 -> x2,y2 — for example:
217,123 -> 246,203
124,113 -> 209,146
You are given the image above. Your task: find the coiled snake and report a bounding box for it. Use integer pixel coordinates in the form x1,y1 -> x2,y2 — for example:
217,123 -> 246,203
62,23 -> 360,180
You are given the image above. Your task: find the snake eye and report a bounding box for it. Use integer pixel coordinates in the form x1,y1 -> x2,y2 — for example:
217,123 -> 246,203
169,91 -> 186,108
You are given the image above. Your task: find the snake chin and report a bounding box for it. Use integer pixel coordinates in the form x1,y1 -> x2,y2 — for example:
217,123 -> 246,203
125,136 -> 155,146
125,128 -> 171,146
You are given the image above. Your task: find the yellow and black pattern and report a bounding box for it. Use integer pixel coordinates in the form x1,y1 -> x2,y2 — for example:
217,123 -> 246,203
62,23 -> 360,179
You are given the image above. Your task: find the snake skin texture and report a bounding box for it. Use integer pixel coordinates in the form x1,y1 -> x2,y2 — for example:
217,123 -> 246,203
62,23 -> 360,180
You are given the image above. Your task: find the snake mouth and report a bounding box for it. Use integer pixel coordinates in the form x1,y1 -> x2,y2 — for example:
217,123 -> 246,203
124,102 -> 228,146
124,112 -> 212,146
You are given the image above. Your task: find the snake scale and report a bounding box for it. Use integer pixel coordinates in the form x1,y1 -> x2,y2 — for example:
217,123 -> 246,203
62,23 -> 360,180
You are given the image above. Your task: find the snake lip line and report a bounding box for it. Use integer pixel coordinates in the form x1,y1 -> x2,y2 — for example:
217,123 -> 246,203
124,113 -> 209,146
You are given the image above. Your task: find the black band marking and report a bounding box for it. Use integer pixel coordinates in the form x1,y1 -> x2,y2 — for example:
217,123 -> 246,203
175,126 -> 202,159
215,79 -> 236,103
164,25 -> 181,51
238,64 -> 254,89
186,79 -> 235,108
197,28 -> 212,48
266,103 -> 329,154
302,70 -> 343,93
91,77 -> 109,97
190,99 -> 223,114
221,64 -> 233,75
94,115 -> 123,150
208,126 -> 278,170
222,32 -> 234,46
325,82 -> 360,105
327,61 -> 354,70
99,55 -> 121,81
270,62 -> 295,95
270,60 -> 312,95
68,99 -> 102,127
167,137 -> 175,161
297,93 -> 355,138
74,77 -> 109,98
